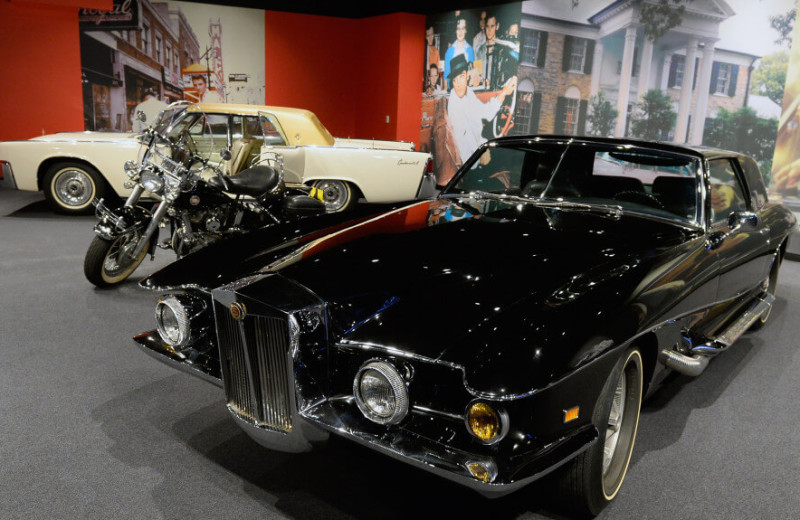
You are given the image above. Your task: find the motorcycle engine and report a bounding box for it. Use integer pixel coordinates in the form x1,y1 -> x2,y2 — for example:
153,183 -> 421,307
171,207 -> 225,257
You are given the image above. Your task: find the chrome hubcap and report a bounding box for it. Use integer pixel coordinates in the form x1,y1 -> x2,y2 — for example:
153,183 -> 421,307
603,372 -> 626,475
55,169 -> 93,206
314,180 -> 348,211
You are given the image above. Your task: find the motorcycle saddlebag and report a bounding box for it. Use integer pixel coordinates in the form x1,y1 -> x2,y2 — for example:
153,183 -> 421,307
283,194 -> 326,217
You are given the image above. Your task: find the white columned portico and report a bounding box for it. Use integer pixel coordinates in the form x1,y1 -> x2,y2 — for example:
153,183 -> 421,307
590,40 -> 605,98
675,37 -> 699,143
661,54 -> 673,90
637,37 -> 654,101
615,26 -> 638,137
690,39 -> 717,145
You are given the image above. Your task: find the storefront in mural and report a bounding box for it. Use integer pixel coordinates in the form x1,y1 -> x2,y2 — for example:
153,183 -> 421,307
79,0 -> 265,132
422,0 -> 795,188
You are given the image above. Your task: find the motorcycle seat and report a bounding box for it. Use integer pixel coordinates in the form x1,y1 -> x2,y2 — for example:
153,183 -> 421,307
209,165 -> 280,197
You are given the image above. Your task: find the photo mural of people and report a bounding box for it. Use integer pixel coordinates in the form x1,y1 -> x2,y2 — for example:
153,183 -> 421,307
770,0 -> 800,210
422,0 -> 796,188
79,0 -> 265,132
421,4 -> 522,186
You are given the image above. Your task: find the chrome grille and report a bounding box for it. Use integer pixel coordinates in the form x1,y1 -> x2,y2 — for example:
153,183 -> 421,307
216,305 -> 293,432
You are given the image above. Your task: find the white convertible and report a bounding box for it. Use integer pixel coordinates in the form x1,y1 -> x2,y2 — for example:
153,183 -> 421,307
0,103 -> 435,214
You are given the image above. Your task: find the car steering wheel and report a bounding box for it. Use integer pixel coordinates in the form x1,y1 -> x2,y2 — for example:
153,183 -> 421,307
492,91 -> 517,138
613,190 -> 664,209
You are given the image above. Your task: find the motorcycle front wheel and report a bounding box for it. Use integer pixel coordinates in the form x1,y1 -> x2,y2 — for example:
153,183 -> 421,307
84,233 -> 151,288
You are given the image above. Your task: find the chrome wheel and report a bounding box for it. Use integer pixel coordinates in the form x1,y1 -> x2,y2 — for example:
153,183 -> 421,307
313,180 -> 354,212
44,162 -> 106,214
54,168 -> 94,207
601,349 -> 643,500
603,374 -> 626,475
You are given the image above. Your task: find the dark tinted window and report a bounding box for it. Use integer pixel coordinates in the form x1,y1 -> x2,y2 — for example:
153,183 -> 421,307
708,158 -> 748,224
737,155 -> 768,210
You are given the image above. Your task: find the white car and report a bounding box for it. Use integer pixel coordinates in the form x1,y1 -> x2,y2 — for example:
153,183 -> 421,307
0,103 -> 435,214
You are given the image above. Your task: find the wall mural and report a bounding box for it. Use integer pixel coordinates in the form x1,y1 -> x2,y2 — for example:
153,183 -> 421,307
79,0 -> 265,132
770,0 -> 800,210
422,0 -> 796,189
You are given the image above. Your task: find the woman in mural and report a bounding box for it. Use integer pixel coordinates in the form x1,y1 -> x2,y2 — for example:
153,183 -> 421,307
443,18 -> 475,90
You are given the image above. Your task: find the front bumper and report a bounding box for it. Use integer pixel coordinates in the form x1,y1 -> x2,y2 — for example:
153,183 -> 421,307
134,329 -> 596,496
0,160 -> 17,188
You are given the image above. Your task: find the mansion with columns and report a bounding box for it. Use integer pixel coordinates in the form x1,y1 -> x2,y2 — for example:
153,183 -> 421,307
511,0 -> 758,145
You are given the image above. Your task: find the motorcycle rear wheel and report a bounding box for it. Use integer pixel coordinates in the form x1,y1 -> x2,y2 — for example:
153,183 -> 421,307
84,233 -> 150,287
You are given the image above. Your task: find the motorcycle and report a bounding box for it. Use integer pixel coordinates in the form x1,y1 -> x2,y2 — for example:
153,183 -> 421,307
84,102 -> 326,288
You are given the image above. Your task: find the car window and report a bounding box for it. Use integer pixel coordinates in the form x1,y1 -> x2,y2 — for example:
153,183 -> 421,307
258,112 -> 289,146
738,155 -> 768,210
708,158 -> 748,225
448,142 -> 700,223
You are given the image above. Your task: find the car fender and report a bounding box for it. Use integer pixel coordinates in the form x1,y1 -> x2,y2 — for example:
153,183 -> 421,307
293,146 -> 431,202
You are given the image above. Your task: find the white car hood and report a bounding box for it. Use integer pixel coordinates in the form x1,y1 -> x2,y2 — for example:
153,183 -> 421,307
30,131 -> 139,143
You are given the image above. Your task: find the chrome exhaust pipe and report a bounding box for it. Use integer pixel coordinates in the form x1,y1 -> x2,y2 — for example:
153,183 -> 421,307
658,349 -> 710,377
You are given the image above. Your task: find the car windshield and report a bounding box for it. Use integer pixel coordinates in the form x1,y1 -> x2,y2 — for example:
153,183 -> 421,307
442,140 -> 702,225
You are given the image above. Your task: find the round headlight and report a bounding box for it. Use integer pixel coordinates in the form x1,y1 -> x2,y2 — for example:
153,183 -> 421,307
155,294 -> 205,348
139,170 -> 164,194
466,402 -> 508,444
353,360 -> 409,425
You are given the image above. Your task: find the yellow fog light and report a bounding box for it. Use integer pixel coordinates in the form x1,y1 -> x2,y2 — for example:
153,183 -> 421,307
466,402 -> 508,444
467,461 -> 497,483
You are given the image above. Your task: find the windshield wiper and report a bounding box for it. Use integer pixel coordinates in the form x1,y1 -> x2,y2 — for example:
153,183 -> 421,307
537,200 -> 624,219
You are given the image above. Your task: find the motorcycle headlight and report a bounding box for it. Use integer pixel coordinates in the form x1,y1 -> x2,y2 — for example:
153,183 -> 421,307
163,175 -> 181,201
124,160 -> 138,178
139,170 -> 164,194
353,360 -> 409,425
154,294 -> 206,349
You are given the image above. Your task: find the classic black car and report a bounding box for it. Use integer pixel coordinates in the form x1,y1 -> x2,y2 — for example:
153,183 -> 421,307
134,136 -> 795,516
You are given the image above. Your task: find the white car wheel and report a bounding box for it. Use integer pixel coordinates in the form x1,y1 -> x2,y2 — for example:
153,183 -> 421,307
312,180 -> 355,212
44,162 -> 106,215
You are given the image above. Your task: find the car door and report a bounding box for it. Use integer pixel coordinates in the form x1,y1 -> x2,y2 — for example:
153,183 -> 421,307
258,112 -> 305,183
707,157 -> 772,302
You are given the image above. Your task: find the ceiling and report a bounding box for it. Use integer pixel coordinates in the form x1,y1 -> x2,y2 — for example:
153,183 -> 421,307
185,0 -> 506,19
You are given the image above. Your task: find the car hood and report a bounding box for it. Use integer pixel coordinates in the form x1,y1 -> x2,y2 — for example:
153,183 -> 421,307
146,198 -> 699,395
30,131 -> 138,143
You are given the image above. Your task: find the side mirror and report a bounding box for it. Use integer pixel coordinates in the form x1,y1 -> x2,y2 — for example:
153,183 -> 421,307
728,210 -> 758,229
135,110 -> 146,122
220,149 -> 232,161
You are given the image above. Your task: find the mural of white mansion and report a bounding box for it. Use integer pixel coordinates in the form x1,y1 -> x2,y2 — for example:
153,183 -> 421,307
513,0 -> 759,144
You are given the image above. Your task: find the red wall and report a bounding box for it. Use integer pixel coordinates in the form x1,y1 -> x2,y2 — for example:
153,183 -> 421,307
0,4 -> 423,146
265,10 -> 425,147
264,12 -> 361,138
0,0 -> 110,141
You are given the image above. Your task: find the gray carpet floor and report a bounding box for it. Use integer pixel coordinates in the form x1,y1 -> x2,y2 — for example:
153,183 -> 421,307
1,184 -> 799,519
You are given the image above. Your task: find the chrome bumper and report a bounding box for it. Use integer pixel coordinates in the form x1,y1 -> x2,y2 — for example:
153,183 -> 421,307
135,330 -> 595,495
0,160 -> 17,189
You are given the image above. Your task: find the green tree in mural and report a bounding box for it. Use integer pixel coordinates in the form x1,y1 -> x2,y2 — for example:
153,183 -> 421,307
587,92 -> 618,137
750,51 -> 789,105
571,0 -> 690,41
769,8 -> 796,48
629,89 -> 676,140
704,106 -> 778,180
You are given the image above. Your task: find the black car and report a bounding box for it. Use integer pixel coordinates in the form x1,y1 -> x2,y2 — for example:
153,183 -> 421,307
134,136 -> 795,516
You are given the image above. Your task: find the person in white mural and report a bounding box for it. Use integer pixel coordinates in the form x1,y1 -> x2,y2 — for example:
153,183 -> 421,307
192,74 -> 223,103
132,89 -> 168,132
446,54 -> 517,165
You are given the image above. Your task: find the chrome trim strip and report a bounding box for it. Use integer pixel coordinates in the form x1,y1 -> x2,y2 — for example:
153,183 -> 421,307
411,405 -> 464,422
